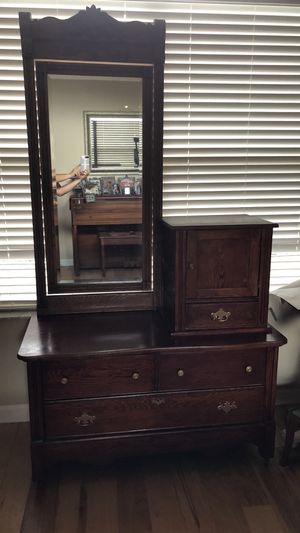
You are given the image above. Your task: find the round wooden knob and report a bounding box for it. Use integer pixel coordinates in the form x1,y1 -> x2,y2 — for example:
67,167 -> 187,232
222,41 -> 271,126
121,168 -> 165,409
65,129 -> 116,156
132,372 -> 140,380
177,369 -> 184,377
60,377 -> 68,385
245,366 -> 253,373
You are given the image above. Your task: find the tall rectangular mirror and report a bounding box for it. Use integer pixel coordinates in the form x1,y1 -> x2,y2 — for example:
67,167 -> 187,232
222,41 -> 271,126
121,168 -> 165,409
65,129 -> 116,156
36,62 -> 153,297
45,70 -> 146,288
19,7 -> 165,314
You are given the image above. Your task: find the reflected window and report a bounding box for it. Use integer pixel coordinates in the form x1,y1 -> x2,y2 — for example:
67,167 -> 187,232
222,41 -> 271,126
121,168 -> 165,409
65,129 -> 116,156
86,113 -> 143,171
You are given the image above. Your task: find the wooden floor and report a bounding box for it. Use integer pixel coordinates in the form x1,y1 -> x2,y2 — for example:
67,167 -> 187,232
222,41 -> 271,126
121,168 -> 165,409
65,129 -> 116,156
1,422 -> 300,533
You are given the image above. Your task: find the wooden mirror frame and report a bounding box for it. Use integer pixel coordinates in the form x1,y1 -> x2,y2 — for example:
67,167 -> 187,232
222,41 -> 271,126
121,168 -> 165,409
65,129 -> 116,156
19,5 -> 165,315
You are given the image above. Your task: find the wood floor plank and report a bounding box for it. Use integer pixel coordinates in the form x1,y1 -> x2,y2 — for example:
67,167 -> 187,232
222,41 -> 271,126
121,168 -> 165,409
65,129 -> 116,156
0,423 -> 31,533
144,455 -> 199,533
118,460 -> 152,533
4,421 -> 300,533
84,467 -> 119,533
0,423 -> 20,479
190,453 -> 252,533
251,458 -> 300,532
21,473 -> 59,533
243,505 -> 290,533
53,467 -> 83,533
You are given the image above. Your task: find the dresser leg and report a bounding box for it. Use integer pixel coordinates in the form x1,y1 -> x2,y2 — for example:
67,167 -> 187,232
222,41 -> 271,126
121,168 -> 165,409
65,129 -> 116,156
31,446 -> 46,482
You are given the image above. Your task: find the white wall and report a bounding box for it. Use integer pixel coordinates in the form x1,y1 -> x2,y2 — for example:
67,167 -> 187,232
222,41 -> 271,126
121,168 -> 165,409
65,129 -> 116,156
0,315 -> 29,422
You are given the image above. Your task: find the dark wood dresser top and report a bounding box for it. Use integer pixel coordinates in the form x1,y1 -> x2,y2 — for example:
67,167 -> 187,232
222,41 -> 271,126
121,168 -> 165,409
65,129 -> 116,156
161,214 -> 278,230
18,311 -> 287,360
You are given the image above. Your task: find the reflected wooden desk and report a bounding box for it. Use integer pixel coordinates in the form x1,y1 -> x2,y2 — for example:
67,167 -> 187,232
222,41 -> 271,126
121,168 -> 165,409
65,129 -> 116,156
70,195 -> 142,274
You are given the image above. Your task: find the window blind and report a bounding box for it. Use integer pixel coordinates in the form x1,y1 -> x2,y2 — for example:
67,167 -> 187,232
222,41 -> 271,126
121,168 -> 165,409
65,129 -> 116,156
1,0 -> 300,306
88,115 -> 143,170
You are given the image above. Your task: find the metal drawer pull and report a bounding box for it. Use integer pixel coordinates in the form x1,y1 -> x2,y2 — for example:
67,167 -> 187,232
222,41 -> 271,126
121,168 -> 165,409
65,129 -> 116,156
210,308 -> 231,323
177,369 -> 185,377
151,398 -> 165,406
132,372 -> 140,380
60,377 -> 68,385
73,412 -> 96,427
217,401 -> 237,414
245,365 -> 253,373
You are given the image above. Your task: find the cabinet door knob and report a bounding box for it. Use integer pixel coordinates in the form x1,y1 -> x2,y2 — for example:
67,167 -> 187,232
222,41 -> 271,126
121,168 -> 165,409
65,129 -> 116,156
132,372 -> 140,380
245,365 -> 253,373
60,377 -> 68,385
177,369 -> 184,377
188,262 -> 195,270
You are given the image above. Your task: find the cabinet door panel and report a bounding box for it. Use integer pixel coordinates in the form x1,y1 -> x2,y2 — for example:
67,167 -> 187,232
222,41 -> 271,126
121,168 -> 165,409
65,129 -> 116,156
44,388 -> 265,439
186,229 -> 260,299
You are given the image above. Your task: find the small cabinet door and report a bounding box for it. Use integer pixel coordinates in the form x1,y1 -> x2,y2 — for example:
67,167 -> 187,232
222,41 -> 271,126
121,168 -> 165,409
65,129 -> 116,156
186,228 -> 261,299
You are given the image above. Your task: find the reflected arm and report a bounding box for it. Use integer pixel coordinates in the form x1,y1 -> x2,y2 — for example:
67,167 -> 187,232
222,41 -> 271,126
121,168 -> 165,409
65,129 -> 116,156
55,165 -> 88,196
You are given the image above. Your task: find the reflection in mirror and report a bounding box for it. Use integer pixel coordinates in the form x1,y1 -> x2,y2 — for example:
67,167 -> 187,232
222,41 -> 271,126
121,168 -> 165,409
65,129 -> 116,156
47,74 -> 143,286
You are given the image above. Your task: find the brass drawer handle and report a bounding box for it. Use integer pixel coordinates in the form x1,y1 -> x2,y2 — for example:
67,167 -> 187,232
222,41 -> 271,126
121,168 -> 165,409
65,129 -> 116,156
211,308 -> 231,323
60,377 -> 68,385
177,369 -> 184,377
245,365 -> 253,373
73,412 -> 96,427
217,401 -> 237,414
151,398 -> 165,406
132,372 -> 140,380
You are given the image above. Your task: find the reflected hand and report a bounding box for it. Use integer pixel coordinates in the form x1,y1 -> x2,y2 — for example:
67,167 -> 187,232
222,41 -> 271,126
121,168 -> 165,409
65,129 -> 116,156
70,165 -> 89,181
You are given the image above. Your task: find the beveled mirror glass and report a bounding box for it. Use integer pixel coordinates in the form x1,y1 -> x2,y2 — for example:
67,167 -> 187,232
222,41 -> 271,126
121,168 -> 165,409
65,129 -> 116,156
47,73 -> 143,287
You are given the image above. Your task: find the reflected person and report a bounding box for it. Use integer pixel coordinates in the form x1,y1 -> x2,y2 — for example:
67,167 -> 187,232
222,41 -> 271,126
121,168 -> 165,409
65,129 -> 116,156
53,165 -> 88,197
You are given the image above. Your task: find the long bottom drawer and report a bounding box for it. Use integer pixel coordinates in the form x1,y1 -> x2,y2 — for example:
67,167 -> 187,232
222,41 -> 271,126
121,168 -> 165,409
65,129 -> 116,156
45,388 -> 265,439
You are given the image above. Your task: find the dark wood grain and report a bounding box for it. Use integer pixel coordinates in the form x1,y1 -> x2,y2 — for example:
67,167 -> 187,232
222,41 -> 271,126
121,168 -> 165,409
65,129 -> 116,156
71,196 -> 142,226
18,312 -> 286,361
186,228 -> 260,299
44,388 -> 265,439
185,301 -> 260,331
43,354 -> 155,400
158,348 -> 266,391
160,216 -> 276,336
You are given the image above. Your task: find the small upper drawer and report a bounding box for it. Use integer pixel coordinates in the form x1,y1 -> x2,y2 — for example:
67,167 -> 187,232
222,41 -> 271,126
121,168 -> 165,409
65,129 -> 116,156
43,354 -> 155,400
159,349 -> 266,391
184,301 -> 260,331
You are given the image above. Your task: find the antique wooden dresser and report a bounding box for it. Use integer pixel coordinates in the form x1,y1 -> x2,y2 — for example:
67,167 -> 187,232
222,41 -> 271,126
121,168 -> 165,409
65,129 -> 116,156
18,7 -> 286,480
19,308 -> 285,480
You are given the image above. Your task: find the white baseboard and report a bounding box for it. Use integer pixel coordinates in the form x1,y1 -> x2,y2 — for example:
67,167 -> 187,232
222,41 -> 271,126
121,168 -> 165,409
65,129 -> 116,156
0,403 -> 29,423
60,259 -> 73,267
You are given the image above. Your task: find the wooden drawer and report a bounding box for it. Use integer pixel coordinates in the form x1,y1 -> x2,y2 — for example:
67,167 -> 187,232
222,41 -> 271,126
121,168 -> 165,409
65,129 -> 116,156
184,301 -> 259,331
159,349 -> 266,391
43,354 -> 155,400
44,388 -> 265,439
